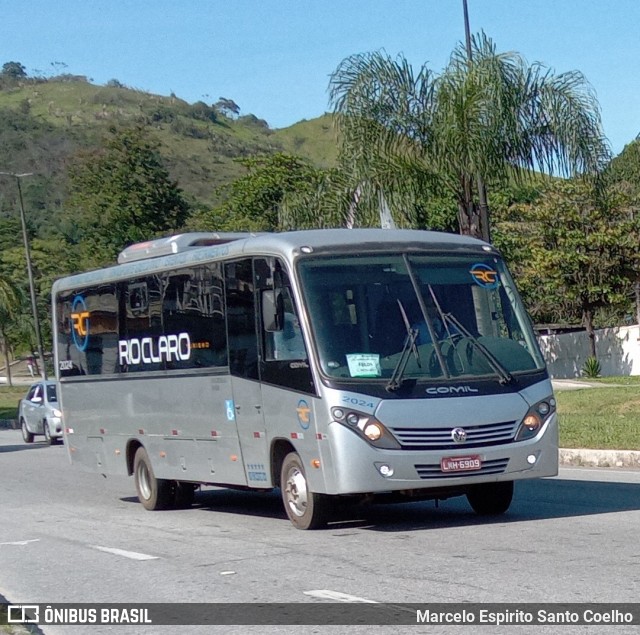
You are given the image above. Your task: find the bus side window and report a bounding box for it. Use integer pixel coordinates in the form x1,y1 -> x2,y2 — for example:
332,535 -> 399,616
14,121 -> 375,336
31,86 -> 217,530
271,288 -> 306,361
258,258 -> 314,394
225,259 -> 259,380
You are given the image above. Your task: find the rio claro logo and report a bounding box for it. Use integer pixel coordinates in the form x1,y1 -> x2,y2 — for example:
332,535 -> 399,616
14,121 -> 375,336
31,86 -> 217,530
469,263 -> 499,289
70,295 -> 90,351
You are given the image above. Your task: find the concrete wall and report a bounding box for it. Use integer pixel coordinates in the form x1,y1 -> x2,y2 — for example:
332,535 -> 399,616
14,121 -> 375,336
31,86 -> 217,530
538,324 -> 640,378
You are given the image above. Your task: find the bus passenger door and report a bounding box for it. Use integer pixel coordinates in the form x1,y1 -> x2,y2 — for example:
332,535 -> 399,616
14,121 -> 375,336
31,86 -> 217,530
225,259 -> 270,487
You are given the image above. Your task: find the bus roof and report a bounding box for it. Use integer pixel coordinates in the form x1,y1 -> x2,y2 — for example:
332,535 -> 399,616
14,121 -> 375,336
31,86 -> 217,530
52,228 -> 498,293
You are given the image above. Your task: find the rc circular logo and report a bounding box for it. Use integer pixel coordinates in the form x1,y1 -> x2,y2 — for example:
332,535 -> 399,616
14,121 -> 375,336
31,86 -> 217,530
469,263 -> 499,289
296,399 -> 312,430
71,295 -> 90,352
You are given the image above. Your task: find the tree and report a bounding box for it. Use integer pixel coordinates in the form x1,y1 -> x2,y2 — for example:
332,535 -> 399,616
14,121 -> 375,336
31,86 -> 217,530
328,33 -> 610,237
0,276 -> 22,386
66,126 -> 191,265
607,139 -> 640,193
214,97 -> 240,118
1,61 -> 27,80
493,180 -> 640,358
193,154 -> 321,232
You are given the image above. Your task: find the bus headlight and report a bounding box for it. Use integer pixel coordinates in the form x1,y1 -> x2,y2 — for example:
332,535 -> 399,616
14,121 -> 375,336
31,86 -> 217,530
516,397 -> 556,441
331,407 -> 401,449
363,422 -> 382,441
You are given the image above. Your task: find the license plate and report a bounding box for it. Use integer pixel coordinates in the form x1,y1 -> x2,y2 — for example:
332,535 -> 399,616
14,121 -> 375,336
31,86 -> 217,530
440,455 -> 482,472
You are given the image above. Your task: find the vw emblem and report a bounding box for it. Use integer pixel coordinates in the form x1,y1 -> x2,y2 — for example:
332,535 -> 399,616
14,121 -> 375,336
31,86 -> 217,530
451,427 -> 468,444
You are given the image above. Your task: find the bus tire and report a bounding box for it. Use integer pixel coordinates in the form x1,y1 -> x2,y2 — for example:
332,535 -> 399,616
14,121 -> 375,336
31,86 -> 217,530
21,418 -> 34,444
133,446 -> 172,511
280,452 -> 329,530
466,481 -> 514,516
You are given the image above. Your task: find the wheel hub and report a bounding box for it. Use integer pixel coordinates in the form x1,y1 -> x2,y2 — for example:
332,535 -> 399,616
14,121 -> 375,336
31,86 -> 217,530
285,467 -> 308,517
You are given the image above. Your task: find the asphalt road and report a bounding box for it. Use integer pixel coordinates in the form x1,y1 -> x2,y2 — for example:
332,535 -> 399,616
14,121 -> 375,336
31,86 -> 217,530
1,428 -> 640,634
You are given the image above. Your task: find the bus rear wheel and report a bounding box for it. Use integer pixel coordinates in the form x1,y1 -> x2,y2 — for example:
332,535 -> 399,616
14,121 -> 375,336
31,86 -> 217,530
133,446 -> 172,510
466,481 -> 514,516
280,452 -> 329,530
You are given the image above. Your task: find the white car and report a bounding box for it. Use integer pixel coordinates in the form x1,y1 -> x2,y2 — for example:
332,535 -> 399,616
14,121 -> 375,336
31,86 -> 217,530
18,381 -> 64,445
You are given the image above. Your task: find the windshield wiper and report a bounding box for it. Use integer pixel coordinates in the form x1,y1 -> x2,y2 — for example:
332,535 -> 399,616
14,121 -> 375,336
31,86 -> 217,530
386,300 -> 420,392
441,312 -> 515,385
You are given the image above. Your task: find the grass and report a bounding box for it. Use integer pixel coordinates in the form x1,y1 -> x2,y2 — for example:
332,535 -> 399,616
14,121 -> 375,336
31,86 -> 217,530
0,386 -> 26,421
555,383 -> 640,450
2,380 -> 639,450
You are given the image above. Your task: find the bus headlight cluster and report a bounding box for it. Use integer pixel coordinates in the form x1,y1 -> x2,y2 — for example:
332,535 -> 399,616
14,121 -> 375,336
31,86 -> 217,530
331,407 -> 401,449
515,397 -> 556,441
363,422 -> 382,441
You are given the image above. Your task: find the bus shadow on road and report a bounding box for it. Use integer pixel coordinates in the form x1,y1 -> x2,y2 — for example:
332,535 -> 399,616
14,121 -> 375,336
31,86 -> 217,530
340,477 -> 640,532
191,487 -> 289,521
187,476 -> 640,531
0,442 -> 56,454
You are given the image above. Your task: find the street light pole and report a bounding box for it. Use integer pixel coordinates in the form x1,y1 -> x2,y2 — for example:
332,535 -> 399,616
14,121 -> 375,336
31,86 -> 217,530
461,0 -> 491,244
0,171 -> 47,380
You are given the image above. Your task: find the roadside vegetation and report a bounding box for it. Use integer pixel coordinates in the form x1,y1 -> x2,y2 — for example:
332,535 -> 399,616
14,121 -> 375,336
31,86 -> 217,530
555,376 -> 640,450
0,386 -> 24,420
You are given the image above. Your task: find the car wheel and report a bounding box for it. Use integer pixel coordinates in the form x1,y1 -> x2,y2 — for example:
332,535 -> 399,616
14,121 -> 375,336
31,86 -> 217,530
43,421 -> 54,445
21,418 -> 34,444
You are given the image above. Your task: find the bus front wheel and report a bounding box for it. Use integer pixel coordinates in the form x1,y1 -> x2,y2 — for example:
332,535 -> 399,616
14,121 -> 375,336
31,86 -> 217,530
280,452 -> 329,530
466,481 -> 514,515
133,446 -> 172,511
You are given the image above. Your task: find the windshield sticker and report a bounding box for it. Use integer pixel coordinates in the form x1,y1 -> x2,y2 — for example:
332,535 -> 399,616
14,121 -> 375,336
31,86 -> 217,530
347,354 -> 381,378
470,263 -> 499,289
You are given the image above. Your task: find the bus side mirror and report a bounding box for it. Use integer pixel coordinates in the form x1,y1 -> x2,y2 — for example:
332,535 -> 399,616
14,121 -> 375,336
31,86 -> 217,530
262,290 -> 284,332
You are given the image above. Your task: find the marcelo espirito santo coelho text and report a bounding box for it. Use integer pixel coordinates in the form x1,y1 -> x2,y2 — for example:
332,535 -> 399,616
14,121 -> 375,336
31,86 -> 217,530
416,608 -> 635,625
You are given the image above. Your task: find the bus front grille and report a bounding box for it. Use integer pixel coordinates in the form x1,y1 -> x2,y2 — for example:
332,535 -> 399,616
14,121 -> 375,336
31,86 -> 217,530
414,458 -> 509,479
390,420 -> 518,450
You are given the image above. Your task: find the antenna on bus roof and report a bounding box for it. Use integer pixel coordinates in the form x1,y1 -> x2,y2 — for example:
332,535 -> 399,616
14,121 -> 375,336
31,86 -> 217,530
117,232 -> 258,264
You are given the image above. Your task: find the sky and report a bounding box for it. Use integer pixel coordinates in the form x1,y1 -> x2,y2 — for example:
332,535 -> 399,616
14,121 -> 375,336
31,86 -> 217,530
2,0 -> 639,155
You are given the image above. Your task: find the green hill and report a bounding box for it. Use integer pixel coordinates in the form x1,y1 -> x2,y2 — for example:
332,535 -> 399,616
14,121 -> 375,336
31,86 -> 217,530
0,75 -> 338,223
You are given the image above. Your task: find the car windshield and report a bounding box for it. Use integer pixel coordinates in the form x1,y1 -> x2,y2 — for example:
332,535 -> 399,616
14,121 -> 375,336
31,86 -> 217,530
298,253 -> 545,382
46,384 -> 58,402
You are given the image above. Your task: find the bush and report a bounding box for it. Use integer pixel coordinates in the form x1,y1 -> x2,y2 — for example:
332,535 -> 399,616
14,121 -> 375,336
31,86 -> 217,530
582,356 -> 601,378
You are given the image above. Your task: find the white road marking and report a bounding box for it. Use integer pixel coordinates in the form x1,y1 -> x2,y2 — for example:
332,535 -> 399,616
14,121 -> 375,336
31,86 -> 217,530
92,546 -> 159,560
0,539 -> 40,546
304,590 -> 378,603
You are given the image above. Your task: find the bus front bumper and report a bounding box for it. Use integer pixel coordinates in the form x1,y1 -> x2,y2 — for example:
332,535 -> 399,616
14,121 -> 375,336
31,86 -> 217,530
323,416 -> 559,496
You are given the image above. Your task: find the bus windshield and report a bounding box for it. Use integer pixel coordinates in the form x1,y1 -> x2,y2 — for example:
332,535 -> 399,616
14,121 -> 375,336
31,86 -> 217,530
298,253 -> 545,382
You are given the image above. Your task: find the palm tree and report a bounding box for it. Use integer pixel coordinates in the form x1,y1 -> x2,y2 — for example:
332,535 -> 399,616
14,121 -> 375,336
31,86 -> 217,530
328,32 -> 610,238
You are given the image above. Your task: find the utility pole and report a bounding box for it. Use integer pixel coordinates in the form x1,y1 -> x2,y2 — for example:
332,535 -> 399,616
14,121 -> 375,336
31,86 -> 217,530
462,0 -> 491,243
0,171 -> 47,380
